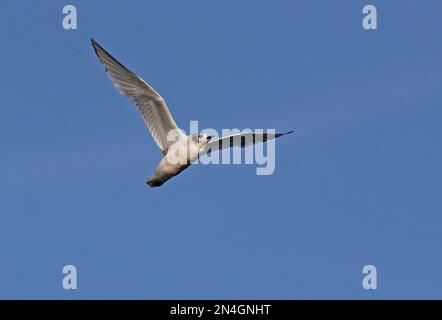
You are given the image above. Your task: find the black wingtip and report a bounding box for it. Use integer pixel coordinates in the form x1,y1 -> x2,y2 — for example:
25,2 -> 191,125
90,38 -> 98,47
90,38 -> 101,58
275,130 -> 295,139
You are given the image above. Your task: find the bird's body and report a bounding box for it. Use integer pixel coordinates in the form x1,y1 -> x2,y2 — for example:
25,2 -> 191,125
147,156 -> 190,187
91,39 -> 293,187
146,134 -> 203,187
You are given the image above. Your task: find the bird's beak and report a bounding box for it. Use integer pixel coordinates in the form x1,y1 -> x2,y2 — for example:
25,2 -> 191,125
207,136 -> 213,141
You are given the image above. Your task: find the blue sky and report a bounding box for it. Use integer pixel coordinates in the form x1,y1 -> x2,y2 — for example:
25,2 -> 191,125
0,0 -> 441,299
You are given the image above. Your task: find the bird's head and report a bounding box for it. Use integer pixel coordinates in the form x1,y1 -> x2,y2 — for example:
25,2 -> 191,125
193,133 -> 212,147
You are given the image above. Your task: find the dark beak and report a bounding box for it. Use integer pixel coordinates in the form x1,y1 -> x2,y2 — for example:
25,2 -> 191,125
207,136 -> 213,141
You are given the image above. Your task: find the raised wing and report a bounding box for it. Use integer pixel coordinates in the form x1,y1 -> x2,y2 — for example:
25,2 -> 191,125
91,38 -> 184,153
203,131 -> 294,154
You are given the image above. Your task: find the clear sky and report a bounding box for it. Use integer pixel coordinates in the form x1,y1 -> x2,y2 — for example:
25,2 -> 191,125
0,0 -> 441,299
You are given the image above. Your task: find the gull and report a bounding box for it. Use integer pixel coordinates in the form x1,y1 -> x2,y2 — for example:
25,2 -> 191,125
91,39 -> 293,187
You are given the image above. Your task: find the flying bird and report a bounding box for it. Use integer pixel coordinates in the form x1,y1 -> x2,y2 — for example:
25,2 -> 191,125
91,39 -> 293,187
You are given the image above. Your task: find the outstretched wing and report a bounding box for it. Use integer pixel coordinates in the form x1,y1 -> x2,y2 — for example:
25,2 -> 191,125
203,131 -> 294,153
91,39 -> 184,153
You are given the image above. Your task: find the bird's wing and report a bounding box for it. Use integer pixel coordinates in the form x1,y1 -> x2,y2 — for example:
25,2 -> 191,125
91,39 -> 184,153
203,131 -> 294,154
